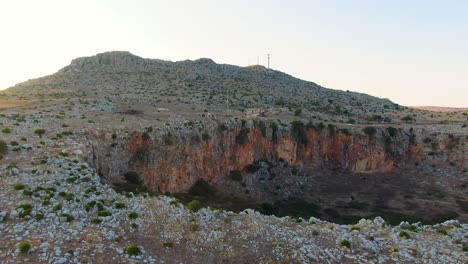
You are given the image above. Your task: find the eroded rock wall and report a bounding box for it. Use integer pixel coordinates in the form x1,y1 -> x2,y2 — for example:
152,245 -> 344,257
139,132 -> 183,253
88,120 -> 467,195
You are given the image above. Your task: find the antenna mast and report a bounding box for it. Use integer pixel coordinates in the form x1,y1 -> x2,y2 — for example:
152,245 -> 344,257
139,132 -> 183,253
267,53 -> 270,69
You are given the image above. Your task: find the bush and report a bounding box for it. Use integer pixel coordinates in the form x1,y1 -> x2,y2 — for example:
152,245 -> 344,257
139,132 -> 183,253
340,240 -> 351,248
402,115 -> 414,122
187,200 -> 202,212
163,241 -> 174,247
52,203 -> 62,212
0,139 -> 7,154
399,231 -> 410,239
60,213 -> 74,222
125,244 -> 141,256
404,225 -> 418,232
2,127 -> 11,134
33,128 -> 46,138
97,211 -> 112,217
18,242 -> 31,255
129,212 -> 139,219
18,204 -> 32,218
436,228 -> 448,235
142,132 -> 151,141
35,213 -> 44,221
115,202 -> 126,209
363,127 -> 377,137
386,127 -> 398,137
13,183 -> 26,190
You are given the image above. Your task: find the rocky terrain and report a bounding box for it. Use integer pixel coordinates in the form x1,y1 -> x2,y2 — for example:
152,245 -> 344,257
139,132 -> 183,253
0,51 -> 467,263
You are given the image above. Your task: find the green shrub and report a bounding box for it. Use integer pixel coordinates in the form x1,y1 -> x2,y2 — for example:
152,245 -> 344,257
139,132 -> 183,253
84,201 -> 96,212
60,213 -> 74,222
65,193 -> 74,201
436,228 -> 448,235
406,225 -> 418,232
125,244 -> 141,256
129,212 -> 138,219
97,211 -> 112,217
18,242 -> 31,255
18,204 -> 32,210
0,139 -> 8,154
115,202 -> 126,209
399,231 -> 410,239
35,213 -> 44,221
18,204 -> 32,218
340,240 -> 351,248
402,115 -> 414,122
13,183 -> 26,190
2,128 -> 11,134
52,203 -> 62,212
33,128 -> 46,138
187,200 -> 202,212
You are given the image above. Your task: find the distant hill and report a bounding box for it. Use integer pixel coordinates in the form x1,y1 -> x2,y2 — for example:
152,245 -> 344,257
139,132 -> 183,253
409,106 -> 468,112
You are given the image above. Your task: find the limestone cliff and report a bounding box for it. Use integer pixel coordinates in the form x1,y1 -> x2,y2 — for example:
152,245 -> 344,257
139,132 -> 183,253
88,120 -> 466,197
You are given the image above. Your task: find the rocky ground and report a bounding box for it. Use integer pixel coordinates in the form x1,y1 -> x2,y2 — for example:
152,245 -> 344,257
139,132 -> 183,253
1,156 -> 467,263
0,51 -> 467,263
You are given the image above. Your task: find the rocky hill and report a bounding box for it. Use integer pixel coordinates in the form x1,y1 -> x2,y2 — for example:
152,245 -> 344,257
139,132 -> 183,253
15,51 -> 399,120
0,51 -> 467,263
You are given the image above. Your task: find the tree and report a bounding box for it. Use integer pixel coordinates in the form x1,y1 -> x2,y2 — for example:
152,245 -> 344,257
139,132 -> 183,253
34,128 -> 46,138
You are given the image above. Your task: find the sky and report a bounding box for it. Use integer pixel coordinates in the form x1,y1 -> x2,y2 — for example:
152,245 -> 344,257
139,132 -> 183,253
0,0 -> 466,107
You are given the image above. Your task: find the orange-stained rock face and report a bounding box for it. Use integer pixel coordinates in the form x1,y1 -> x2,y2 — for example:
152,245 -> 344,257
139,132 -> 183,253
89,121 -> 466,194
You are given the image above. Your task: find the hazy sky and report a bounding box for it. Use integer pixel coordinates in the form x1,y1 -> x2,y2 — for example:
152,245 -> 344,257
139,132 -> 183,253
0,0 -> 467,107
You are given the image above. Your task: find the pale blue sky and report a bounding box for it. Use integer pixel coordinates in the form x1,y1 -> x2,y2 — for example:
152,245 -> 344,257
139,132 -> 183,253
0,0 -> 466,106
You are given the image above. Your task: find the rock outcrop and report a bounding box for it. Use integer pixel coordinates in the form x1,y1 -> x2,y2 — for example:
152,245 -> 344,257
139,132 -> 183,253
89,120 -> 466,196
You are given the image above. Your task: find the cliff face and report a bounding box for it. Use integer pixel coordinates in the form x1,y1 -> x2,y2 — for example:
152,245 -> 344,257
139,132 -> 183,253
88,120 -> 466,197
